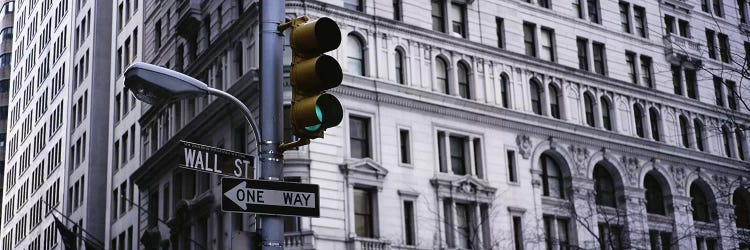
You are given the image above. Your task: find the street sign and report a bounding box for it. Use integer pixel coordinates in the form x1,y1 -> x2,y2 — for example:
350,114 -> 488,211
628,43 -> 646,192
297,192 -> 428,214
178,140 -> 254,179
221,177 -> 320,217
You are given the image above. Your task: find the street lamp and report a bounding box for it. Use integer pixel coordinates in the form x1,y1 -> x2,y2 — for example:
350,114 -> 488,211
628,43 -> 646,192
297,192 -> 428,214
124,62 -> 261,150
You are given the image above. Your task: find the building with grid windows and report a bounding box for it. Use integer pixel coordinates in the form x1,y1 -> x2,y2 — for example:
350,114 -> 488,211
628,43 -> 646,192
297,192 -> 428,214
4,0 -> 750,249
129,0 -> 750,249
0,0 -> 13,225
0,0 -> 114,249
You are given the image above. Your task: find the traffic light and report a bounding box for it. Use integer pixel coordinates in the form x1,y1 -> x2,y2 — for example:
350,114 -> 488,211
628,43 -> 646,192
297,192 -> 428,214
287,17 -> 343,140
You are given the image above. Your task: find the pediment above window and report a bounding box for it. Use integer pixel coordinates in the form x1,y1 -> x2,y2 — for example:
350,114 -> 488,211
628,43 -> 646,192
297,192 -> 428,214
340,158 -> 388,188
431,174 -> 496,203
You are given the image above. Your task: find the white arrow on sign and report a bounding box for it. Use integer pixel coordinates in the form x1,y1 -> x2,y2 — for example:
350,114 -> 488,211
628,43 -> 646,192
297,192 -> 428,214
224,181 -> 317,211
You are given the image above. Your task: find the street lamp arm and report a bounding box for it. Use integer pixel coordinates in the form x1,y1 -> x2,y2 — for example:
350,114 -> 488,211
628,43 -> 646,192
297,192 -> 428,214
207,87 -> 262,153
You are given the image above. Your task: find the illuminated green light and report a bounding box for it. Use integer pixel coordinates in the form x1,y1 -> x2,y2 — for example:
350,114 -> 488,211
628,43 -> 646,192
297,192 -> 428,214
304,105 -> 323,131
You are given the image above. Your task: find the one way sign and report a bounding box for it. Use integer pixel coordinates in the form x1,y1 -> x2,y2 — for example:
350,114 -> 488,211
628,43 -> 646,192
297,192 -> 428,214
221,177 -> 320,217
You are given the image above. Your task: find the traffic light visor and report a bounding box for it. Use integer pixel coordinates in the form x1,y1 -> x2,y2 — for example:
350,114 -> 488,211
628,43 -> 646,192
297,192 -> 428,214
290,55 -> 343,92
290,17 -> 342,55
292,93 -> 343,132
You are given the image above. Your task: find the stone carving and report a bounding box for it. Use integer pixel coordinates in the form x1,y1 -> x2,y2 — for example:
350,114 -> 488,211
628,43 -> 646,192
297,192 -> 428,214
621,156 -> 641,186
516,134 -> 533,159
712,174 -> 732,203
568,145 -> 589,177
459,182 -> 474,194
670,165 -> 687,194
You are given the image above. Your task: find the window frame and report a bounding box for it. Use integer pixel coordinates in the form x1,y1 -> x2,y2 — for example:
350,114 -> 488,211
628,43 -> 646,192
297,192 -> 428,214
349,115 -> 373,159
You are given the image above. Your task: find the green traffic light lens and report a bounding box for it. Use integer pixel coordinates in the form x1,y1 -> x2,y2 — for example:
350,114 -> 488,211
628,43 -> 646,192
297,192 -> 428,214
304,105 -> 323,131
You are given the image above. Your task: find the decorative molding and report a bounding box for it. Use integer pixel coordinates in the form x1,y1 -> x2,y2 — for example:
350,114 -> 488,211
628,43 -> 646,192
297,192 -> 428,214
568,144 -> 590,177
339,158 -> 388,189
621,156 -> 641,186
430,174 -> 497,203
516,134 -> 532,159
507,206 -> 527,214
670,165 -> 687,194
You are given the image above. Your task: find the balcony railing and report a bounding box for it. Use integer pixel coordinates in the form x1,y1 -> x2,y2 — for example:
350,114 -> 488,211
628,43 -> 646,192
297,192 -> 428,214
663,34 -> 703,65
351,237 -> 390,250
284,231 -> 315,250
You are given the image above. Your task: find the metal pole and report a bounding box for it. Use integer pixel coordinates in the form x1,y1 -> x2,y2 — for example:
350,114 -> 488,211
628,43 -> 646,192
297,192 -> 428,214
259,0 -> 285,249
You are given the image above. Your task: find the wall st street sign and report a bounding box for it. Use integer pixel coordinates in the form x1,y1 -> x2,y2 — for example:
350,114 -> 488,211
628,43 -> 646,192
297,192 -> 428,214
179,141 -> 254,179
221,177 -> 320,217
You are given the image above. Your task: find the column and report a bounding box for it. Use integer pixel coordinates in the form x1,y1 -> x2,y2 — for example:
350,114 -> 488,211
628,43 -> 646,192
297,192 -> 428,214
571,177 -> 598,249
624,187 -> 649,250
594,91 -> 604,129
671,195 -> 695,250
643,104 -> 653,140
437,197 -> 447,249
717,202 -> 738,249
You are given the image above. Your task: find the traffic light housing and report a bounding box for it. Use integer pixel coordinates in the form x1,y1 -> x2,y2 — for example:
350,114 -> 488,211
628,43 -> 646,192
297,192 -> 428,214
287,17 -> 344,140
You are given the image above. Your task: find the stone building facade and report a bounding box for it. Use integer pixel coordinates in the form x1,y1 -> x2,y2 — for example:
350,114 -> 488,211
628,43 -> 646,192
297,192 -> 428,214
132,0 -> 750,250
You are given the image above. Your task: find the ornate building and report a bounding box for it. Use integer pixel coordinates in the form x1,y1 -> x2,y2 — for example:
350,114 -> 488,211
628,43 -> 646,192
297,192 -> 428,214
128,0 -> 750,249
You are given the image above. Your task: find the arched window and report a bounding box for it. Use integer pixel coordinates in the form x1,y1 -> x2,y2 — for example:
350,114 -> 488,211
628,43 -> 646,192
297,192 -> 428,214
2,2 -> 13,14
435,57 -> 449,94
594,164 -> 617,207
530,80 -> 542,115
346,35 -> 365,76
736,128 -> 745,160
644,173 -> 666,215
722,126 -> 732,158
500,73 -> 510,108
457,62 -> 470,99
395,49 -> 405,84
733,189 -> 750,229
549,84 -> 561,119
601,97 -> 612,131
690,183 -> 712,222
634,104 -> 644,138
540,153 -> 565,199
584,93 -> 595,127
694,119 -> 705,151
679,115 -> 690,148
649,108 -> 661,141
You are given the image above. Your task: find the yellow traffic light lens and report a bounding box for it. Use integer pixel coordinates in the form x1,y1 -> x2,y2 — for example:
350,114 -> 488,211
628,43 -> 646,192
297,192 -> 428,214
304,105 -> 323,132
290,17 -> 342,55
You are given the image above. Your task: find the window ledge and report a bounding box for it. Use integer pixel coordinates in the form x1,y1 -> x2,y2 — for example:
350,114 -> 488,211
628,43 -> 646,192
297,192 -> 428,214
350,237 -> 391,250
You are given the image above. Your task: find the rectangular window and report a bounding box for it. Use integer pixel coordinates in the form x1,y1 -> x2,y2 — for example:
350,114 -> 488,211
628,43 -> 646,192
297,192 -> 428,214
399,129 -> 411,164
344,0 -> 363,11
727,80 -> 737,110
592,42 -> 606,75
496,17 -> 505,49
619,2 -> 631,33
740,0 -> 748,23
513,216 -> 523,250
626,52 -> 637,84
599,224 -> 624,250
354,188 -> 373,237
713,0 -> 723,16
745,42 -> 750,70
577,38 -> 589,70
450,3 -> 466,38
154,20 -> 162,49
539,0 -> 551,9
592,42 -> 607,75
147,191 -> 158,226
403,200 -> 415,245
678,19 -> 690,37
450,136 -> 467,175
349,116 -> 371,159
540,27 -> 555,62
718,33 -> 730,63
507,150 -> 518,183
633,6 -> 646,37
437,132 -> 447,172
702,0 -> 710,11
523,23 -> 537,57
587,0 -> 600,23
431,0 -> 445,32
714,77 -> 724,106
455,203 -> 472,248
672,65 -> 683,95
640,56 -> 653,88
706,29 -> 716,59
119,182 -> 127,216
664,15 -> 675,34
393,0 -> 402,21
685,69 -> 697,99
